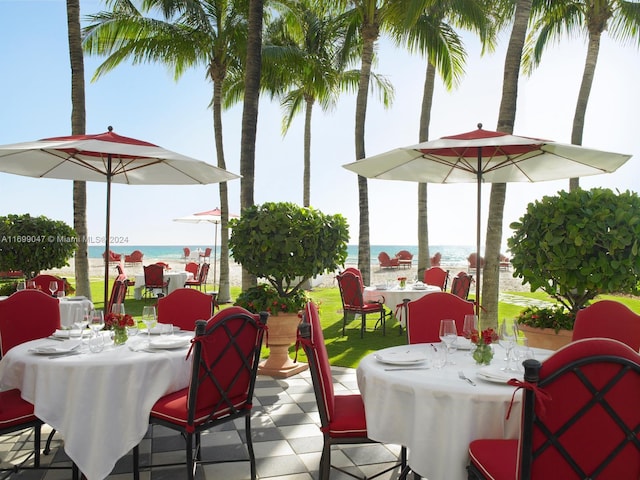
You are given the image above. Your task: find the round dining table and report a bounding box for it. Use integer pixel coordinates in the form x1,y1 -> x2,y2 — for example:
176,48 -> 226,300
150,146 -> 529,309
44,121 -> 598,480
356,344 -> 553,480
363,285 -> 440,326
0,333 -> 193,480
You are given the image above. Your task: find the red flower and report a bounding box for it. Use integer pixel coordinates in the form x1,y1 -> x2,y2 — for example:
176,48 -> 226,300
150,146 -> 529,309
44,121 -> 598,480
105,313 -> 134,329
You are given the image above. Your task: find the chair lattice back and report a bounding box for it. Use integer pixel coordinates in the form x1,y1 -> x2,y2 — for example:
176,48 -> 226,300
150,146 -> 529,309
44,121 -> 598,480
336,271 -> 365,311
186,307 -> 267,429
450,272 -> 473,300
144,264 -> 165,288
519,338 -> 640,479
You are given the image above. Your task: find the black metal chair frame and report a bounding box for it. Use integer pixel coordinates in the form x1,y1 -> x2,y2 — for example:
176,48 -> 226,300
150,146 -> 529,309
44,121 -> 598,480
133,309 -> 268,480
337,271 -> 388,338
468,347 -> 640,480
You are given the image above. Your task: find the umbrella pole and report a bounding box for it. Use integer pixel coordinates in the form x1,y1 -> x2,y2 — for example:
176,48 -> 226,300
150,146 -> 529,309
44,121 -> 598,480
476,148 -> 482,319
103,156 -> 112,313
213,222 -> 218,292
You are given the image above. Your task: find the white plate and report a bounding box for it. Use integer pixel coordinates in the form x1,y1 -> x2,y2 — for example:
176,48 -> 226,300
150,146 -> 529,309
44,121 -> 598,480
374,347 -> 427,366
29,340 -> 81,355
475,366 -> 522,384
64,296 -> 87,302
148,336 -> 191,350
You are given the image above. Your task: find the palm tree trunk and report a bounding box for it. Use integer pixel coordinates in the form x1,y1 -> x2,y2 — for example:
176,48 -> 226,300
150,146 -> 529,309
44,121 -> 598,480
483,0 -> 532,328
303,96 -> 313,207
355,20 -> 378,287
67,0 -> 90,299
417,60 -> 436,279
211,65 -> 232,303
240,0 -> 263,291
569,28 -> 602,191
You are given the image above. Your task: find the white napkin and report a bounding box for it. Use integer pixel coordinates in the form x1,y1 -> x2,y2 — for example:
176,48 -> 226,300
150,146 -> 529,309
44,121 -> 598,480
148,336 -> 190,349
29,340 -> 81,354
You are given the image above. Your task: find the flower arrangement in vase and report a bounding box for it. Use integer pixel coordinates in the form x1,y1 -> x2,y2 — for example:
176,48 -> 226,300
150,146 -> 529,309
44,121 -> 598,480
470,327 -> 499,365
397,277 -> 407,289
105,312 -> 135,345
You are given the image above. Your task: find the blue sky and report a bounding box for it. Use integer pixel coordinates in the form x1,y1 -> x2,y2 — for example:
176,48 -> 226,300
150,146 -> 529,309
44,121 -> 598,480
1,0 -> 639,251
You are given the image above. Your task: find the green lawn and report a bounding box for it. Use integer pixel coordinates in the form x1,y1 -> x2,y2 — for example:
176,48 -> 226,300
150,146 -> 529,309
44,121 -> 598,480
85,279 -> 640,369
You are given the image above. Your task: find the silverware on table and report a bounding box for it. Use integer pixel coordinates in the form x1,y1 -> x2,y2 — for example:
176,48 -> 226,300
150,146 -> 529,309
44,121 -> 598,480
458,370 -> 476,386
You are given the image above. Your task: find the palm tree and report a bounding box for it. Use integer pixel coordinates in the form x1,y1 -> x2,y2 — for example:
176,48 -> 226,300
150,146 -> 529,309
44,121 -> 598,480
239,0 -> 264,291
261,1 -> 392,207
66,0 -> 91,299
83,0 -> 248,303
482,0 -> 533,328
524,0 -> 640,190
387,0 -> 493,280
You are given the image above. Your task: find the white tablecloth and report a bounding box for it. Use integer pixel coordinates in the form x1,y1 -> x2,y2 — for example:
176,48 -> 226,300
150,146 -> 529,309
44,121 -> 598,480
357,345 -> 552,479
133,271 -> 193,300
0,335 -> 192,479
363,285 -> 440,326
58,297 -> 94,328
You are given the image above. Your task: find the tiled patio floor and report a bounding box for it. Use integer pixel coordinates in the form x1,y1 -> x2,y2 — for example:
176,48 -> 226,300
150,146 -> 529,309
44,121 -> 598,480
0,367 -> 406,480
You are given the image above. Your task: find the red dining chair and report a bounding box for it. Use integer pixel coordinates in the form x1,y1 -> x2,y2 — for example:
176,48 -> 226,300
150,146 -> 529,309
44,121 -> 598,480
0,290 -> 60,356
572,300 -> 640,351
297,302 -> 405,480
450,271 -> 473,300
184,261 -> 200,278
31,274 -> 65,296
199,247 -> 212,263
157,288 -> 215,331
423,267 -> 449,290
468,338 -> 640,480
406,292 -> 474,344
336,270 -> 388,337
184,262 -> 209,292
133,306 -> 268,480
143,264 -> 169,299
0,289 -> 62,471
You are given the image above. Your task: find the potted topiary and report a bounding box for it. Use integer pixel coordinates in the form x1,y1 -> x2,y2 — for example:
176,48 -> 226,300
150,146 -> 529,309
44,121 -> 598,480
507,188 -> 640,349
229,202 -> 349,377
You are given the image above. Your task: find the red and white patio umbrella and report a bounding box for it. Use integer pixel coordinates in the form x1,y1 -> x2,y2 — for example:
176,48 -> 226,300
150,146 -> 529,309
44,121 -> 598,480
0,127 -> 240,306
343,124 -> 632,314
173,207 -> 239,288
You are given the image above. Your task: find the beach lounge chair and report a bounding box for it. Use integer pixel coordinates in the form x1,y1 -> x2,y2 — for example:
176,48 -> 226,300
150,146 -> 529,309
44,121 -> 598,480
467,253 -> 484,272
396,250 -> 413,268
430,252 -> 442,267
103,250 -> 122,264
378,252 -> 399,269
124,250 -> 144,266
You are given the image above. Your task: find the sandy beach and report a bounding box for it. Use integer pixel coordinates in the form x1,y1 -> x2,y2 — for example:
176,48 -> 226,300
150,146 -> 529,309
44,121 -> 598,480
44,257 -> 529,292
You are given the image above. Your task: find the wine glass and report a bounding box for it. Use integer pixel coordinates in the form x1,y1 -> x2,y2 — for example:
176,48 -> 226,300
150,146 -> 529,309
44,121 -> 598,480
462,314 -> 478,354
142,306 -> 157,339
49,281 -> 58,298
73,307 -> 89,340
111,303 -> 125,316
439,319 -> 458,365
498,319 -> 517,372
89,309 -> 105,337
16,281 -> 26,291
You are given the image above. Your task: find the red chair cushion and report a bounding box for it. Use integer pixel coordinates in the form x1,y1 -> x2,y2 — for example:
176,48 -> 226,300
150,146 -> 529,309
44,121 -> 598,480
468,439 -> 517,480
0,389 -> 37,429
327,394 -> 368,438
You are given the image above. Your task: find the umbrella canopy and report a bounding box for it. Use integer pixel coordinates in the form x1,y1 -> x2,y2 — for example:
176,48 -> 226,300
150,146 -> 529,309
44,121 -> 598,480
0,127 -> 240,307
173,208 -> 239,288
343,124 -> 632,315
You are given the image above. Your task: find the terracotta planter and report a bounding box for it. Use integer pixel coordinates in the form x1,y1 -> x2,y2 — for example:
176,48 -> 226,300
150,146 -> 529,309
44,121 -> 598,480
258,312 -> 308,378
519,324 -> 573,350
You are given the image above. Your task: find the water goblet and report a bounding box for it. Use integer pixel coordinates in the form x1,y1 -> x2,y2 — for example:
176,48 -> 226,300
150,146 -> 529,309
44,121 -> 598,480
498,319 -> 517,372
72,308 -> 89,340
111,303 -> 125,316
88,333 -> 105,353
89,309 -> 105,337
439,319 -> 458,365
49,281 -> 58,298
462,314 -> 478,355
16,281 -> 26,291
142,306 -> 157,339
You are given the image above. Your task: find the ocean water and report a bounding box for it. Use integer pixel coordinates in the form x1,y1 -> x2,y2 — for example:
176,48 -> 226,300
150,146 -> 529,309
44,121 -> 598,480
89,244 -> 475,267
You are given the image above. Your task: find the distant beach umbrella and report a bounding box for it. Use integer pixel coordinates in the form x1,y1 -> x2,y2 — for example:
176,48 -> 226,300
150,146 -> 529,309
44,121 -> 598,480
173,208 -> 239,289
0,127 -> 240,307
343,123 -> 632,316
